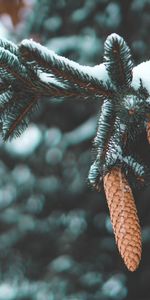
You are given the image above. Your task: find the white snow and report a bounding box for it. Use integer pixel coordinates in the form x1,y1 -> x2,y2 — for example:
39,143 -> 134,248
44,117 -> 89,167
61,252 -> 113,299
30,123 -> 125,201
131,60 -> 150,95
38,71 -> 58,84
90,63 -> 109,82
38,70 -> 66,88
38,64 -> 109,87
21,39 -> 110,84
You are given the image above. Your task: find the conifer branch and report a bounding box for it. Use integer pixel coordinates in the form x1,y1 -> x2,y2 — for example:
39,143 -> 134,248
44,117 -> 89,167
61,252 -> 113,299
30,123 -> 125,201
0,47 -> 28,82
123,155 -> 145,178
2,96 -> 37,140
123,155 -> 148,188
104,117 -> 124,168
94,99 -> 115,150
19,40 -> 112,99
88,99 -> 116,190
0,37 -> 18,55
0,90 -> 13,114
104,33 -> 133,88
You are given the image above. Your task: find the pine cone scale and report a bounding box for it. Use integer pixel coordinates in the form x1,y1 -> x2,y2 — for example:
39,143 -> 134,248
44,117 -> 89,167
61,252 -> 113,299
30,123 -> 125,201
146,121 -> 150,143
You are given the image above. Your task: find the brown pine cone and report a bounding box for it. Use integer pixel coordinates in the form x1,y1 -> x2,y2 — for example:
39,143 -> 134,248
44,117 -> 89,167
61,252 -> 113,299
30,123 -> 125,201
146,121 -> 150,143
103,167 -> 142,272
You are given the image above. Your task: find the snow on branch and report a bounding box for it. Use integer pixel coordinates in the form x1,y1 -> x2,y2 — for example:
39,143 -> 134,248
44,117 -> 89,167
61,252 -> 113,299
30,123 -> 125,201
19,39 -> 112,98
131,60 -> 150,95
0,34 -> 149,141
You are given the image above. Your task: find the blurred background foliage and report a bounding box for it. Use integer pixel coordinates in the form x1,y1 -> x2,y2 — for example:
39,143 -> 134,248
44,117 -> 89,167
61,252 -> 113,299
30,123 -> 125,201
0,0 -> 149,299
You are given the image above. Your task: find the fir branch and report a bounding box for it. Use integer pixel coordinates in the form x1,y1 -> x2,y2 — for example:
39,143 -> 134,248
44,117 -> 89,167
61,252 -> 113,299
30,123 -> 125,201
30,74 -> 103,99
88,101 -> 117,190
0,80 -> 10,93
19,40 -> 112,99
0,45 -> 43,91
2,96 -> 37,140
104,117 -> 123,167
104,33 -> 133,88
123,155 -> 145,178
0,47 -> 28,82
88,161 -> 102,191
123,155 -> 150,188
88,111 -> 127,190
0,90 -> 13,114
0,37 -> 18,55
94,99 -> 115,155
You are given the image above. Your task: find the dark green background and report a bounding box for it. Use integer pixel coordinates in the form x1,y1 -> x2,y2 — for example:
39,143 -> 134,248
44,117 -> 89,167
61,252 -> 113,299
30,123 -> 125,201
0,0 -> 150,299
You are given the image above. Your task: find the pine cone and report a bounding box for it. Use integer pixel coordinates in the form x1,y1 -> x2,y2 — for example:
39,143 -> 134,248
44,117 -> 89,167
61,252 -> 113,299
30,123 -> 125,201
103,167 -> 142,271
146,121 -> 150,143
